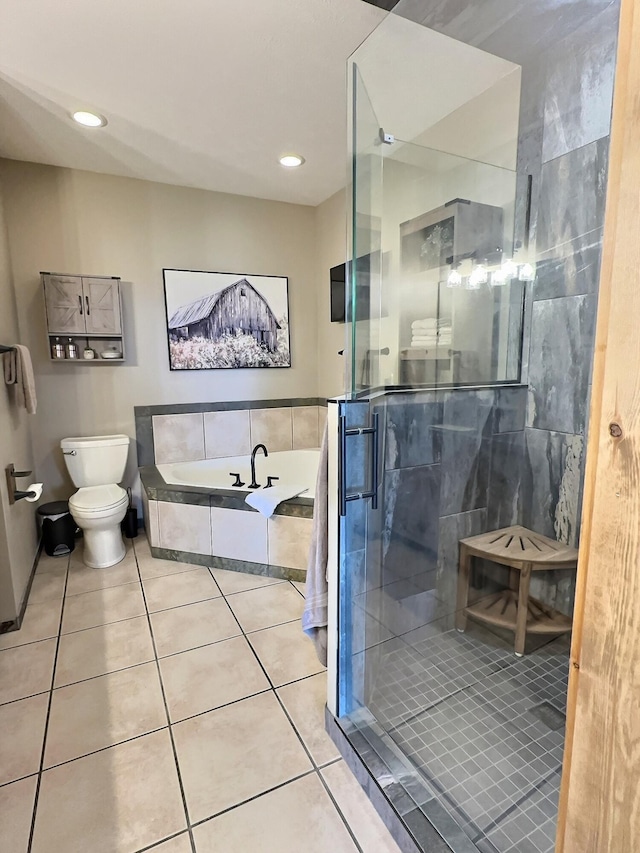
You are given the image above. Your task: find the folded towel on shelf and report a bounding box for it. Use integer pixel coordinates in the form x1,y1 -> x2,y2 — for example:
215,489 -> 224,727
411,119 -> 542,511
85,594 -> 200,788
3,344 -> 37,414
302,420 -> 329,666
245,484 -> 308,518
411,318 -> 451,331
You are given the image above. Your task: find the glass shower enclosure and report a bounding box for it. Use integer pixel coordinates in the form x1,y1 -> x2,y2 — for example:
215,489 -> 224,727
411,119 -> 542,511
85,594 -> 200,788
326,3 -> 607,852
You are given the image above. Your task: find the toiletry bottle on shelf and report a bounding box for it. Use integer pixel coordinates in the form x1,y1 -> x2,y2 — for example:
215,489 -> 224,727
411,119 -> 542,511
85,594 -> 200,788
52,337 -> 65,359
66,338 -> 78,359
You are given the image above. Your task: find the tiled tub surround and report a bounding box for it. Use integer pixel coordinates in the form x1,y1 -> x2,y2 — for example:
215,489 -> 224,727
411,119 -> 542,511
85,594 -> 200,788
141,465 -> 314,583
134,398 -> 327,467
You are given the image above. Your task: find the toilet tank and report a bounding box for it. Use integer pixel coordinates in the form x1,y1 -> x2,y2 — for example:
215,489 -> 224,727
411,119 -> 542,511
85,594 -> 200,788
61,434 -> 130,487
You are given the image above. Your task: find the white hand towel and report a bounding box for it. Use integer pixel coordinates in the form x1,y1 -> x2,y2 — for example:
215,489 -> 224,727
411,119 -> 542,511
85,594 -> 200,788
245,484 -> 308,518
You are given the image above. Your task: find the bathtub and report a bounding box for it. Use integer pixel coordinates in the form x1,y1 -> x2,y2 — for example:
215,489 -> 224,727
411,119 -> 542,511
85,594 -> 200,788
157,448 -> 320,496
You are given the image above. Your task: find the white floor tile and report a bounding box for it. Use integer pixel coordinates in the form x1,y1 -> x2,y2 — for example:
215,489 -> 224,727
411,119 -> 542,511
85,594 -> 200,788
0,639 -> 56,704
0,775 -> 38,851
159,636 -> 269,722
62,582 -> 145,634
0,693 -> 49,785
32,730 -> 186,853
226,583 -> 304,633
45,662 -> 166,767
192,774 -> 358,853
173,691 -> 312,822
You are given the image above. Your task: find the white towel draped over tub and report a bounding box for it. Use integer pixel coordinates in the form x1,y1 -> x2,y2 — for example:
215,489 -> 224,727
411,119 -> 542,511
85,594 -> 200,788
302,420 -> 329,666
3,344 -> 37,414
245,484 -> 308,518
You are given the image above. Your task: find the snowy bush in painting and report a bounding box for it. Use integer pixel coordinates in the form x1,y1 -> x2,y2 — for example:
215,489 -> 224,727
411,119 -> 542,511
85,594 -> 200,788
170,321 -> 290,370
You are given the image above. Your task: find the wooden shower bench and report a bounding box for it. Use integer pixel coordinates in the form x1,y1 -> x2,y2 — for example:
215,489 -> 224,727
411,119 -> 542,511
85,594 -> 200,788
455,525 -> 578,656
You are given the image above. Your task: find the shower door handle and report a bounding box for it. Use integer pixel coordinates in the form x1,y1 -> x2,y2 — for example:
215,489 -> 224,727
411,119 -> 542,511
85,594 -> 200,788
338,412 -> 379,517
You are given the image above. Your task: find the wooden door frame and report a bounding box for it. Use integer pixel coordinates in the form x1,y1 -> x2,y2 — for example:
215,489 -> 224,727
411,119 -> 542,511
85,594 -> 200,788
557,0 -> 640,848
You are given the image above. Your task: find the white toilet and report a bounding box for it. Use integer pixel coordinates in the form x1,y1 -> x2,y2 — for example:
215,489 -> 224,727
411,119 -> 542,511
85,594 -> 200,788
61,434 -> 130,569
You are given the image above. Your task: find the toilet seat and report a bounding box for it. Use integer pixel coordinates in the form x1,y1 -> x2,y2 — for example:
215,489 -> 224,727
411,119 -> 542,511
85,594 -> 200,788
69,484 -> 128,518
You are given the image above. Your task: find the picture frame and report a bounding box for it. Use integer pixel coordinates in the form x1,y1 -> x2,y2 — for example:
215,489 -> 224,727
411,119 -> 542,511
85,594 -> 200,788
163,268 -> 291,370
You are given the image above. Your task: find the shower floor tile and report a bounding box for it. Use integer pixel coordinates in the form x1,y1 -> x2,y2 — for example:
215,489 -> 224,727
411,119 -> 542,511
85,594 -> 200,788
367,625 -> 569,853
0,536 -> 401,853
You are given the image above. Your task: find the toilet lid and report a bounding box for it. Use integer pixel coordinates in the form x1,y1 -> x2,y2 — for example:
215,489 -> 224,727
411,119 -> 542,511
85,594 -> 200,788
69,484 -> 128,512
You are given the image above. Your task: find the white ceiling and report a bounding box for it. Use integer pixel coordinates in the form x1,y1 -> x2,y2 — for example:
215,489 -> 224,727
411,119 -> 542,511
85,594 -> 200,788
0,0 -> 385,206
0,0 -> 519,207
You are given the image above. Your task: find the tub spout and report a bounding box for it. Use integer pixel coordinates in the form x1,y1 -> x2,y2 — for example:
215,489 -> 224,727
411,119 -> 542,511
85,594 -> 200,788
248,443 -> 268,489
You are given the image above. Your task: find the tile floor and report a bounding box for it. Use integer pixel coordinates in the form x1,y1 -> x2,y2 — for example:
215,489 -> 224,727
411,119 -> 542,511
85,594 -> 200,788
367,624 -> 568,853
0,535 -> 402,853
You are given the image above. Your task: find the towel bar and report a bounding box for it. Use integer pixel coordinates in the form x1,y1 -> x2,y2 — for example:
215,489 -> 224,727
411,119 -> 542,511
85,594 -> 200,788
0,345 -> 16,353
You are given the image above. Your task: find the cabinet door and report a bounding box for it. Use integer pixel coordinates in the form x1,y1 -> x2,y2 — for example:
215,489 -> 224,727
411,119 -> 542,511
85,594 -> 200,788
43,275 -> 86,334
83,278 -> 122,334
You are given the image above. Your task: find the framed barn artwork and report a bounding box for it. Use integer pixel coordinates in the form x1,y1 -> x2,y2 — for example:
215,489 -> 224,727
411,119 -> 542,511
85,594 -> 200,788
163,269 -> 291,370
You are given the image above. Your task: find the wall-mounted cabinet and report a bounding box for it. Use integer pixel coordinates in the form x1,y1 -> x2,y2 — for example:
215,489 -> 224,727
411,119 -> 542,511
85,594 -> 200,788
41,273 -> 125,363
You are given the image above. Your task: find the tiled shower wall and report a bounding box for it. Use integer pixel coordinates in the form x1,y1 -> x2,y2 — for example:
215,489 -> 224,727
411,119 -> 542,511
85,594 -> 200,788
393,0 -> 621,614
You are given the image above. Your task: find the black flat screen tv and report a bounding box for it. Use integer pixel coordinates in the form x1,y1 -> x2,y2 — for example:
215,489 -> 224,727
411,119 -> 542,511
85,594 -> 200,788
330,255 -> 374,323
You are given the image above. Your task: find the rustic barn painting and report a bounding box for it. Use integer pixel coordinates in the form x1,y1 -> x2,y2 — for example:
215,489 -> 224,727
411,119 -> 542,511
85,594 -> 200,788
163,269 -> 290,370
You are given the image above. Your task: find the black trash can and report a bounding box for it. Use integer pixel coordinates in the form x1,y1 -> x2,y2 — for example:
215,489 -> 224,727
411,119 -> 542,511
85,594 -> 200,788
37,501 -> 76,557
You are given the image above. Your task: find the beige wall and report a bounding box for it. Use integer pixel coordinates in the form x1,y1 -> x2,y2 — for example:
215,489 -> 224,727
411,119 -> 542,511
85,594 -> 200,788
0,178 -> 38,622
0,160 -> 319,500
315,188 -> 347,400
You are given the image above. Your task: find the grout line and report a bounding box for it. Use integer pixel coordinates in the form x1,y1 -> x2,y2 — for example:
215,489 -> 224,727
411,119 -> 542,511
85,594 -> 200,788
26,552 -> 70,853
134,546 -> 197,853
39,722 -> 170,773
188,768 -> 318,829
134,828 -> 191,853
219,581 -> 363,853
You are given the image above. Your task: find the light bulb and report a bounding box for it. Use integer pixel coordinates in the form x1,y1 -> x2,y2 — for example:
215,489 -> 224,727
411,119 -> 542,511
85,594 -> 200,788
502,259 -> 518,278
467,269 -> 483,290
519,262 -> 535,281
72,110 -> 107,127
447,269 -> 462,288
467,264 -> 487,289
491,268 -> 508,286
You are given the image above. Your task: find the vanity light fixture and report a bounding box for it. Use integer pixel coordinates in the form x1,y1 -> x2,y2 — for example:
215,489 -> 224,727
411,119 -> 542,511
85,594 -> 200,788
279,154 -> 305,168
491,268 -> 508,286
72,110 -> 108,128
502,258 -> 518,278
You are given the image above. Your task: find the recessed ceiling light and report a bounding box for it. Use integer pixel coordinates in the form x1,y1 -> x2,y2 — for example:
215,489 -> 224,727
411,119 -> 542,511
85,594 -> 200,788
279,154 -> 305,168
72,110 -> 107,128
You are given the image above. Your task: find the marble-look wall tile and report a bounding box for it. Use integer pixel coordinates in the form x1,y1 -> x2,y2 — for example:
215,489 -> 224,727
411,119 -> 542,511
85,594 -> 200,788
204,410 -> 251,459
535,138 -> 609,300
492,387 -> 527,434
384,394 -> 442,470
439,427 -> 489,516
158,501 -> 211,556
152,414 -> 205,465
382,465 -> 440,584
268,515 -> 313,571
522,428 -> 584,547
541,5 -> 618,163
395,0 -> 614,65
436,508 -> 488,618
527,294 -> 597,434
210,507 -> 267,565
292,407 -> 319,450
487,432 -> 525,531
249,407 -> 293,452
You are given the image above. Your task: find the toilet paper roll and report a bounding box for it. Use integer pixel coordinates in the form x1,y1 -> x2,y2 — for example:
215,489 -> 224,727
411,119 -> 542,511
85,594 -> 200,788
25,484 -> 43,503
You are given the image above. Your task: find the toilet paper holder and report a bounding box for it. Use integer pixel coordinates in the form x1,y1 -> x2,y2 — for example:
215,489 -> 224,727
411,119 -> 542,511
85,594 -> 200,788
5,464 -> 35,504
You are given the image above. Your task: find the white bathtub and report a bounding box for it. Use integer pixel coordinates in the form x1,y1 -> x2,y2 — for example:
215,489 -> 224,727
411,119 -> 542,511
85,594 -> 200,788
157,448 -> 320,497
